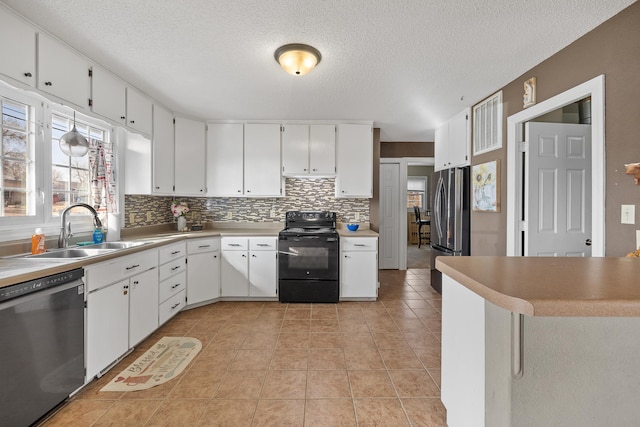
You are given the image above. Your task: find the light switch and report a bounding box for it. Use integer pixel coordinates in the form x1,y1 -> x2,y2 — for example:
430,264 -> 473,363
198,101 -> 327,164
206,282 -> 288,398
621,205 -> 635,224
636,230 -> 640,249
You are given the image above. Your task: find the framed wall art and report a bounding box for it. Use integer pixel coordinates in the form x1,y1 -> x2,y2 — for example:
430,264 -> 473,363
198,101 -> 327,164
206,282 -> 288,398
472,159 -> 500,212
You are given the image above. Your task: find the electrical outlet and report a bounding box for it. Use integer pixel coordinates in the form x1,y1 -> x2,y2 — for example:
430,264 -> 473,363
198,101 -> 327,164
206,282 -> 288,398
637,230 -> 640,249
270,210 -> 276,218
146,211 -> 153,222
129,213 -> 136,224
621,204 -> 635,224
354,212 -> 360,221
226,211 -> 233,220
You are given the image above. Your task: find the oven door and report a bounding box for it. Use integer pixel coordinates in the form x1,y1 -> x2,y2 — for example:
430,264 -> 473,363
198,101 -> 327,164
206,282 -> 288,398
278,234 -> 339,281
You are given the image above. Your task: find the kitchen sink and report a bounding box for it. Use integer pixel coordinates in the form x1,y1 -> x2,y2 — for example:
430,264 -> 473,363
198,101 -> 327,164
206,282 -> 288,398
81,241 -> 149,250
24,248 -> 116,259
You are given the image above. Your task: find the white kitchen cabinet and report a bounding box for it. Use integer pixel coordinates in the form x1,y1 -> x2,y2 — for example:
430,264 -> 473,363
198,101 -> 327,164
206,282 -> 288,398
249,238 -> 278,297
123,130 -> 152,195
335,123 -> 373,198
221,237 -> 277,298
340,236 -> 378,299
174,117 -> 206,195
434,108 -> 470,171
244,123 -> 282,196
128,268 -> 159,346
0,8 -> 36,86
85,249 -> 158,379
86,278 -> 129,380
207,123 -> 282,197
221,238 -> 249,297
90,66 -> 127,126
126,87 -> 153,135
207,123 -> 244,196
282,124 -> 335,176
37,33 -> 90,109
158,242 -> 187,325
152,104 -> 175,194
187,237 -> 221,305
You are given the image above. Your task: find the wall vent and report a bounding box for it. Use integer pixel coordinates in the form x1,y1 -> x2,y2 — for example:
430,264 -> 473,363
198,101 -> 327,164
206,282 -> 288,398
473,91 -> 503,155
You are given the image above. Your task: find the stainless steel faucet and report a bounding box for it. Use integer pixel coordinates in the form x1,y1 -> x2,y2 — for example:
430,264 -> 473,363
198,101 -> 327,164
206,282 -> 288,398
58,203 -> 103,248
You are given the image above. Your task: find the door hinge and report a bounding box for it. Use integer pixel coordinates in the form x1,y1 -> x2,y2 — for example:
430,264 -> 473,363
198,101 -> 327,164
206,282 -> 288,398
519,221 -> 527,231
519,141 -> 528,152
88,68 -> 92,77
172,185 -> 175,191
281,125 -> 285,132
88,98 -> 93,107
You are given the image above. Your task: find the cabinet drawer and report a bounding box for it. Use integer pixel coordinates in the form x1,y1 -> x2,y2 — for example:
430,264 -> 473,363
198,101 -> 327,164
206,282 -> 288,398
159,290 -> 185,325
250,237 -> 278,251
86,249 -> 157,292
222,237 -> 248,251
159,271 -> 186,303
341,237 -> 378,251
159,257 -> 185,281
159,242 -> 187,264
187,238 -> 221,254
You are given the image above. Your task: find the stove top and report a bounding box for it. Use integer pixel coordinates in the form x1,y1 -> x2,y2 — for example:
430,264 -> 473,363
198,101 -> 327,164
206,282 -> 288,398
281,211 -> 338,237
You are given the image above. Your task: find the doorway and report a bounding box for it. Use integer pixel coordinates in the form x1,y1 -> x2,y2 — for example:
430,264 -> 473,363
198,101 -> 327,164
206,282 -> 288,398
506,75 -> 605,256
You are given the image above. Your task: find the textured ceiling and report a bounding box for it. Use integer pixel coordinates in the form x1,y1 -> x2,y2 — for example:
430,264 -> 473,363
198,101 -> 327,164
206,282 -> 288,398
1,0 -> 636,141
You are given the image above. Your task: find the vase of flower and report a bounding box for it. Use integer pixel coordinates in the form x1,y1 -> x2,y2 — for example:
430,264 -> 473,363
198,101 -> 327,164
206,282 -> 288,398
171,202 -> 190,232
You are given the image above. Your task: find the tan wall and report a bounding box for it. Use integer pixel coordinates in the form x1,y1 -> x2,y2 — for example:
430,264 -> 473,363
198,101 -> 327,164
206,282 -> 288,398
471,1 -> 640,257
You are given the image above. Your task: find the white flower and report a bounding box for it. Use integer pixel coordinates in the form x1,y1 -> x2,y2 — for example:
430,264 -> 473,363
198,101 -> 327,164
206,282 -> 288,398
171,202 -> 189,218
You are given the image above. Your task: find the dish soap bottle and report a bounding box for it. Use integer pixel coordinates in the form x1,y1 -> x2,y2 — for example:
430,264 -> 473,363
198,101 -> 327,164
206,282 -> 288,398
31,228 -> 46,254
93,227 -> 104,244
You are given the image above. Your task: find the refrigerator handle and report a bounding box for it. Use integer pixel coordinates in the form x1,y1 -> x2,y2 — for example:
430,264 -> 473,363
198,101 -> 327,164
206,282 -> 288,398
434,175 -> 445,241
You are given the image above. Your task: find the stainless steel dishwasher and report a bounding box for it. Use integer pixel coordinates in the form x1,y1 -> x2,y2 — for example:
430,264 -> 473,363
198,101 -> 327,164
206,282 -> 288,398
0,268 -> 85,427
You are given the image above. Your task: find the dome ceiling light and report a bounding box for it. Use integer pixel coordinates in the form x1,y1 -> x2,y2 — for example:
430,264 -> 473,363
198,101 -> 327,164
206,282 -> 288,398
59,111 -> 89,157
274,43 -> 321,76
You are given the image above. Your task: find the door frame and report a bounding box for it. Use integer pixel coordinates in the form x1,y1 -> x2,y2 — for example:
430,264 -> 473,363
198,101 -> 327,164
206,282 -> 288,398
380,157 -> 434,270
506,74 -> 605,256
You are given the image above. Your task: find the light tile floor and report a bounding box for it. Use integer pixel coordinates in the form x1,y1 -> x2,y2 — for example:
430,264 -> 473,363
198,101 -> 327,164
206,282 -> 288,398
41,268 -> 446,426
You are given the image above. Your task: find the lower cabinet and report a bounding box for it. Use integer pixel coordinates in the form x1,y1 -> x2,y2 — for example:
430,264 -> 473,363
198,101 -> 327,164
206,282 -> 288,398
129,268 -> 160,347
158,242 -> 186,325
340,236 -> 378,299
187,237 -> 221,305
221,237 -> 277,298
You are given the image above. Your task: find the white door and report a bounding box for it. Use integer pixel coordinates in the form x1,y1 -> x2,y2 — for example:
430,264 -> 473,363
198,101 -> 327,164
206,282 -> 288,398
525,122 -> 592,256
379,163 -> 400,269
249,251 -> 277,297
221,250 -> 249,296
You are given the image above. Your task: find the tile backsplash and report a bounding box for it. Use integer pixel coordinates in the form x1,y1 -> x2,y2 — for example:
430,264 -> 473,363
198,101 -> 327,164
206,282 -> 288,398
125,178 -> 369,228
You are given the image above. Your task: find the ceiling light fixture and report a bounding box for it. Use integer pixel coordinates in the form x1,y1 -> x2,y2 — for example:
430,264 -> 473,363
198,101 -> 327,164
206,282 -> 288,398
59,111 -> 89,157
274,43 -> 321,76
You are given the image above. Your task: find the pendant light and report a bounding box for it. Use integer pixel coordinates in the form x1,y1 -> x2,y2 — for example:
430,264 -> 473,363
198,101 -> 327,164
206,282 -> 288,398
59,111 -> 89,157
274,44 -> 321,76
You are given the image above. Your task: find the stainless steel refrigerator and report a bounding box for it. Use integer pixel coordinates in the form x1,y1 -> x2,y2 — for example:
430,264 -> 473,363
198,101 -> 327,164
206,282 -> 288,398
429,166 -> 471,293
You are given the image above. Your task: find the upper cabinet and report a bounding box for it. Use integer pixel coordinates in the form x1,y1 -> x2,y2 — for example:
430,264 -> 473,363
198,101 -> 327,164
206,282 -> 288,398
282,124 -> 335,176
126,87 -> 152,135
0,8 -> 36,87
174,117 -> 206,195
91,66 -> 127,126
434,108 -> 471,171
335,123 -> 373,198
207,123 -> 282,197
152,104 -> 175,194
37,33 -> 90,110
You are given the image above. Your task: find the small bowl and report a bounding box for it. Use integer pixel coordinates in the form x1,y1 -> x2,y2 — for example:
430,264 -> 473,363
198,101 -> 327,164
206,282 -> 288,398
346,224 -> 359,232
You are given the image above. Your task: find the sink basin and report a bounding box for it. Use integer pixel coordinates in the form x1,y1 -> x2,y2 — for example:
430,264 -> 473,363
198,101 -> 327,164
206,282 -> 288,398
82,241 -> 149,250
24,248 -> 116,259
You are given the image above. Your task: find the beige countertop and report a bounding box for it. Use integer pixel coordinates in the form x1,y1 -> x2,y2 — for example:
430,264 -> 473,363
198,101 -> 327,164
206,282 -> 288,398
436,256 -> 640,317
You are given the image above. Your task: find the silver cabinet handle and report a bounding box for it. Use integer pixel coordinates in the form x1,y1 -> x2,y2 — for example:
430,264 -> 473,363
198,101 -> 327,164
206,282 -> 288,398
228,243 -> 241,247
198,245 -> 211,248
354,244 -> 366,247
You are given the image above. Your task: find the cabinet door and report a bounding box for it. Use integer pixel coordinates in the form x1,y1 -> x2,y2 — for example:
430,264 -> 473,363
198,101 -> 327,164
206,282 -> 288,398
91,66 -> 126,125
86,280 -> 130,379
341,251 -> 377,299
282,124 -> 309,175
221,250 -> 249,296
187,251 -> 221,305
434,123 -> 449,171
249,250 -> 277,297
38,33 -> 90,109
309,124 -> 336,175
448,108 -> 471,168
129,268 -> 159,346
335,124 -> 373,198
174,117 -> 206,195
152,104 -> 175,194
244,123 -> 282,196
126,87 -> 152,135
206,123 -> 244,196
0,9 -> 36,86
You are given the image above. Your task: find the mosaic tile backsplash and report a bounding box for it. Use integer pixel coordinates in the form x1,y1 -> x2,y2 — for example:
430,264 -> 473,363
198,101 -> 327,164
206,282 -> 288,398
124,178 -> 370,228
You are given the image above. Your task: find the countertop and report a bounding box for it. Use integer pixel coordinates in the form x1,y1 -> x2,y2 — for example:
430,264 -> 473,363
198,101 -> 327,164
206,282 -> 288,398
0,224 -> 378,289
436,256 -> 640,317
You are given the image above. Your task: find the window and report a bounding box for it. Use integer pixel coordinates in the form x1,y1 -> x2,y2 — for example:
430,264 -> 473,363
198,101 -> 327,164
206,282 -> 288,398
407,177 -> 427,210
1,97 -> 35,217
